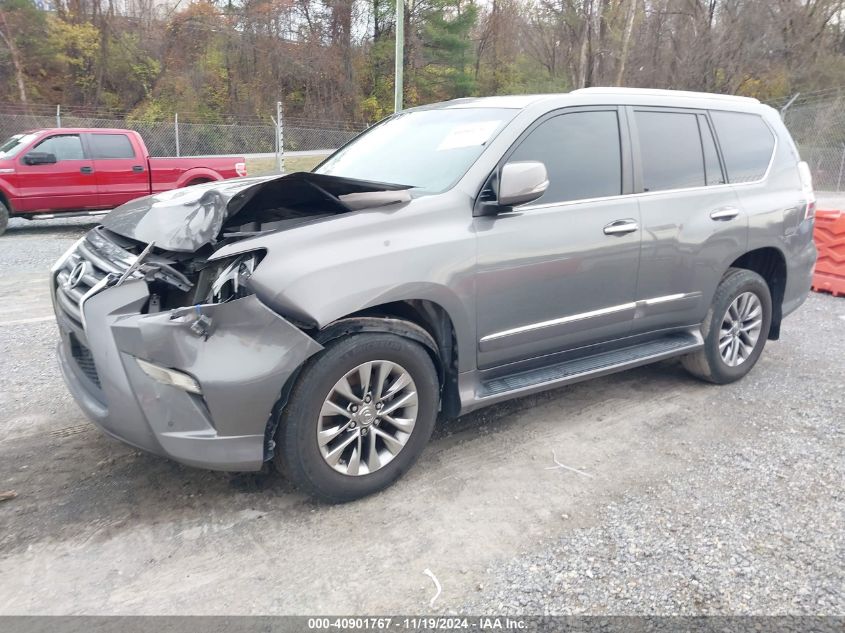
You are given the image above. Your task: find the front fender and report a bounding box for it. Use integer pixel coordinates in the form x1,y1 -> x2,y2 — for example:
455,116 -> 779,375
226,198 -> 478,372
262,277 -> 474,374
0,181 -> 17,211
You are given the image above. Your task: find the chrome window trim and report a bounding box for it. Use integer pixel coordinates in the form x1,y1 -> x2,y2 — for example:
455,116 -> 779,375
515,113 -> 778,212
480,293 -> 699,343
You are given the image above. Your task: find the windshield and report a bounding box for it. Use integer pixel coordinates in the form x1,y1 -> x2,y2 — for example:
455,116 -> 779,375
0,133 -> 38,159
315,108 -> 517,194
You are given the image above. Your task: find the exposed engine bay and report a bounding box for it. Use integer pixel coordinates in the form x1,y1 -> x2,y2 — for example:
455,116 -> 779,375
91,171 -> 412,312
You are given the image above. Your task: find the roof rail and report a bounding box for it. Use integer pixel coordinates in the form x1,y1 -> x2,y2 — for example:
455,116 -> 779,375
572,87 -> 760,104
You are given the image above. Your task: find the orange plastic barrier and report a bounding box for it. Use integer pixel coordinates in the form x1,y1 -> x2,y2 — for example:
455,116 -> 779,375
812,209 -> 845,298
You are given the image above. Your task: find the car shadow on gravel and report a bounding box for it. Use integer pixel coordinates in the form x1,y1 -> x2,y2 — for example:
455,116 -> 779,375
5,218 -> 100,237
0,356 -> 705,556
434,356 -> 697,440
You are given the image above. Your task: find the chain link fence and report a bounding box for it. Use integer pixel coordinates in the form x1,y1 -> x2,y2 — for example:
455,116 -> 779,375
779,94 -> 845,192
5,96 -> 845,188
0,104 -> 366,169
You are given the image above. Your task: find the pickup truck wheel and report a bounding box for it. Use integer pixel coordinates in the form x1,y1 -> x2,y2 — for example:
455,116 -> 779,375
0,201 -> 9,236
276,333 -> 439,502
682,268 -> 772,384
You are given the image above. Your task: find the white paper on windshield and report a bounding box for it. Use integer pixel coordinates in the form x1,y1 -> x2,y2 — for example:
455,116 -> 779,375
436,121 -> 500,151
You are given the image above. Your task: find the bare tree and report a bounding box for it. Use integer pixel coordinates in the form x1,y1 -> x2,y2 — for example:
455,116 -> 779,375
0,9 -> 28,108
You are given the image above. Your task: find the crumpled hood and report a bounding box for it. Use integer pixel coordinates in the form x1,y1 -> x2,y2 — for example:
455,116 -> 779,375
101,172 -> 412,253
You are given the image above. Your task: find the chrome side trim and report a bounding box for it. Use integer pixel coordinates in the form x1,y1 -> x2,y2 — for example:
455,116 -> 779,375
480,292 -> 699,343
480,302 -> 637,343
642,293 -> 687,306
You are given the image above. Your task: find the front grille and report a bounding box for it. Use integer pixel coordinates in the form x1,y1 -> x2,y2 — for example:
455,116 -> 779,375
53,228 -> 135,328
69,334 -> 101,388
53,228 -> 139,393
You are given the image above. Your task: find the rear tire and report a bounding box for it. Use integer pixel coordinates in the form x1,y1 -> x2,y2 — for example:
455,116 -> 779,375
276,332 -> 439,502
682,267 -> 772,384
0,201 -> 9,236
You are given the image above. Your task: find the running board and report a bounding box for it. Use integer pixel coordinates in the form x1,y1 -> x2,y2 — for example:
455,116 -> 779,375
30,210 -> 110,220
477,331 -> 703,400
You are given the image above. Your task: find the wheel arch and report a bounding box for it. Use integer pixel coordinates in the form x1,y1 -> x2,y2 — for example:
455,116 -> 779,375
728,246 -> 787,340
316,300 -> 461,421
0,187 -> 12,212
175,168 -> 222,188
264,299 -> 462,463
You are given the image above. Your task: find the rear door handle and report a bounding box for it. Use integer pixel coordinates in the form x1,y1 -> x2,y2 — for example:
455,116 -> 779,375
80,166 -> 93,174
603,219 -> 639,236
132,165 -> 144,173
710,206 -> 740,221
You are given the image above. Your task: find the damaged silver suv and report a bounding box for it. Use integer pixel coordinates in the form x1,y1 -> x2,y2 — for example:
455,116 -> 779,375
52,88 -> 817,501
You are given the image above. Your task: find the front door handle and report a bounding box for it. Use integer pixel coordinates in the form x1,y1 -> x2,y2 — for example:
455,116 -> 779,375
80,166 -> 93,174
603,219 -> 639,236
710,206 -> 740,221
132,165 -> 144,173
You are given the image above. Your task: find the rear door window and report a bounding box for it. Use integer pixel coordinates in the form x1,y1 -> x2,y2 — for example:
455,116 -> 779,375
89,134 -> 135,160
635,110 -> 706,192
508,110 -> 622,204
710,111 -> 775,183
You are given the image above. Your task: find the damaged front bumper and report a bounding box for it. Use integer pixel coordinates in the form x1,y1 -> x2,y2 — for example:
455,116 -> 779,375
52,242 -> 322,472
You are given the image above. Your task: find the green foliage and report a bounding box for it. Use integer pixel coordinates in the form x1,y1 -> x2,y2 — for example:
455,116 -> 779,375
3,0 -> 845,128
411,0 -> 478,105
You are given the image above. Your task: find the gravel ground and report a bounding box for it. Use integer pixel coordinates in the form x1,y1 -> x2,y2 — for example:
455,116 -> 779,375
0,217 -> 843,615
465,298 -> 845,615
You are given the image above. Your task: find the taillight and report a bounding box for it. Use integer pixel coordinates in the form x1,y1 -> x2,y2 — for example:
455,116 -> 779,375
235,162 -> 247,177
798,161 -> 815,220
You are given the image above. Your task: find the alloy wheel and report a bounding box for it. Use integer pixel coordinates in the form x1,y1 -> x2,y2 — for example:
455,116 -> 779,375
718,291 -> 763,367
317,360 -> 419,476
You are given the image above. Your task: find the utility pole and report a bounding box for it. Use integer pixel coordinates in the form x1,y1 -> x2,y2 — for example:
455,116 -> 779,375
394,0 -> 404,112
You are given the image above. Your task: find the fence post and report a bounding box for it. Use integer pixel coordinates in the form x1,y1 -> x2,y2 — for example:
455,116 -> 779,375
779,92 -> 800,123
174,113 -> 180,157
56,104 -> 61,128
837,143 -> 845,193
276,101 -> 284,174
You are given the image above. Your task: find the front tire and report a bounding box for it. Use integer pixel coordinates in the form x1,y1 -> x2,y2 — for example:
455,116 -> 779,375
682,267 -> 772,384
276,332 -> 439,502
0,201 -> 9,236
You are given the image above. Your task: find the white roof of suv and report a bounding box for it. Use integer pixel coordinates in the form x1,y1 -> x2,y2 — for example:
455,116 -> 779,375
437,87 -> 761,111
572,87 -> 760,104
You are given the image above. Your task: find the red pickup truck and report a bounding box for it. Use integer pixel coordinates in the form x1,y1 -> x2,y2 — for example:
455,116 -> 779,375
0,128 -> 247,235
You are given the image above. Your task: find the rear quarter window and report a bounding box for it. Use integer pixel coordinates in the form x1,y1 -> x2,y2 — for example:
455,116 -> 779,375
710,111 -> 775,183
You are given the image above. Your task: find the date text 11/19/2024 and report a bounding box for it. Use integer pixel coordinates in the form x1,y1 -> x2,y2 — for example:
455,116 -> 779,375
307,617 -> 527,630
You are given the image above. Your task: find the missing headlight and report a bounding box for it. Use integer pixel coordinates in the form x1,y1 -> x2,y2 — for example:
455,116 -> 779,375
201,250 -> 265,303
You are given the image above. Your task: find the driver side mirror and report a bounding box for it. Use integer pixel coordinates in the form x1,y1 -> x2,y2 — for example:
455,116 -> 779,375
23,151 -> 57,166
498,161 -> 549,207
